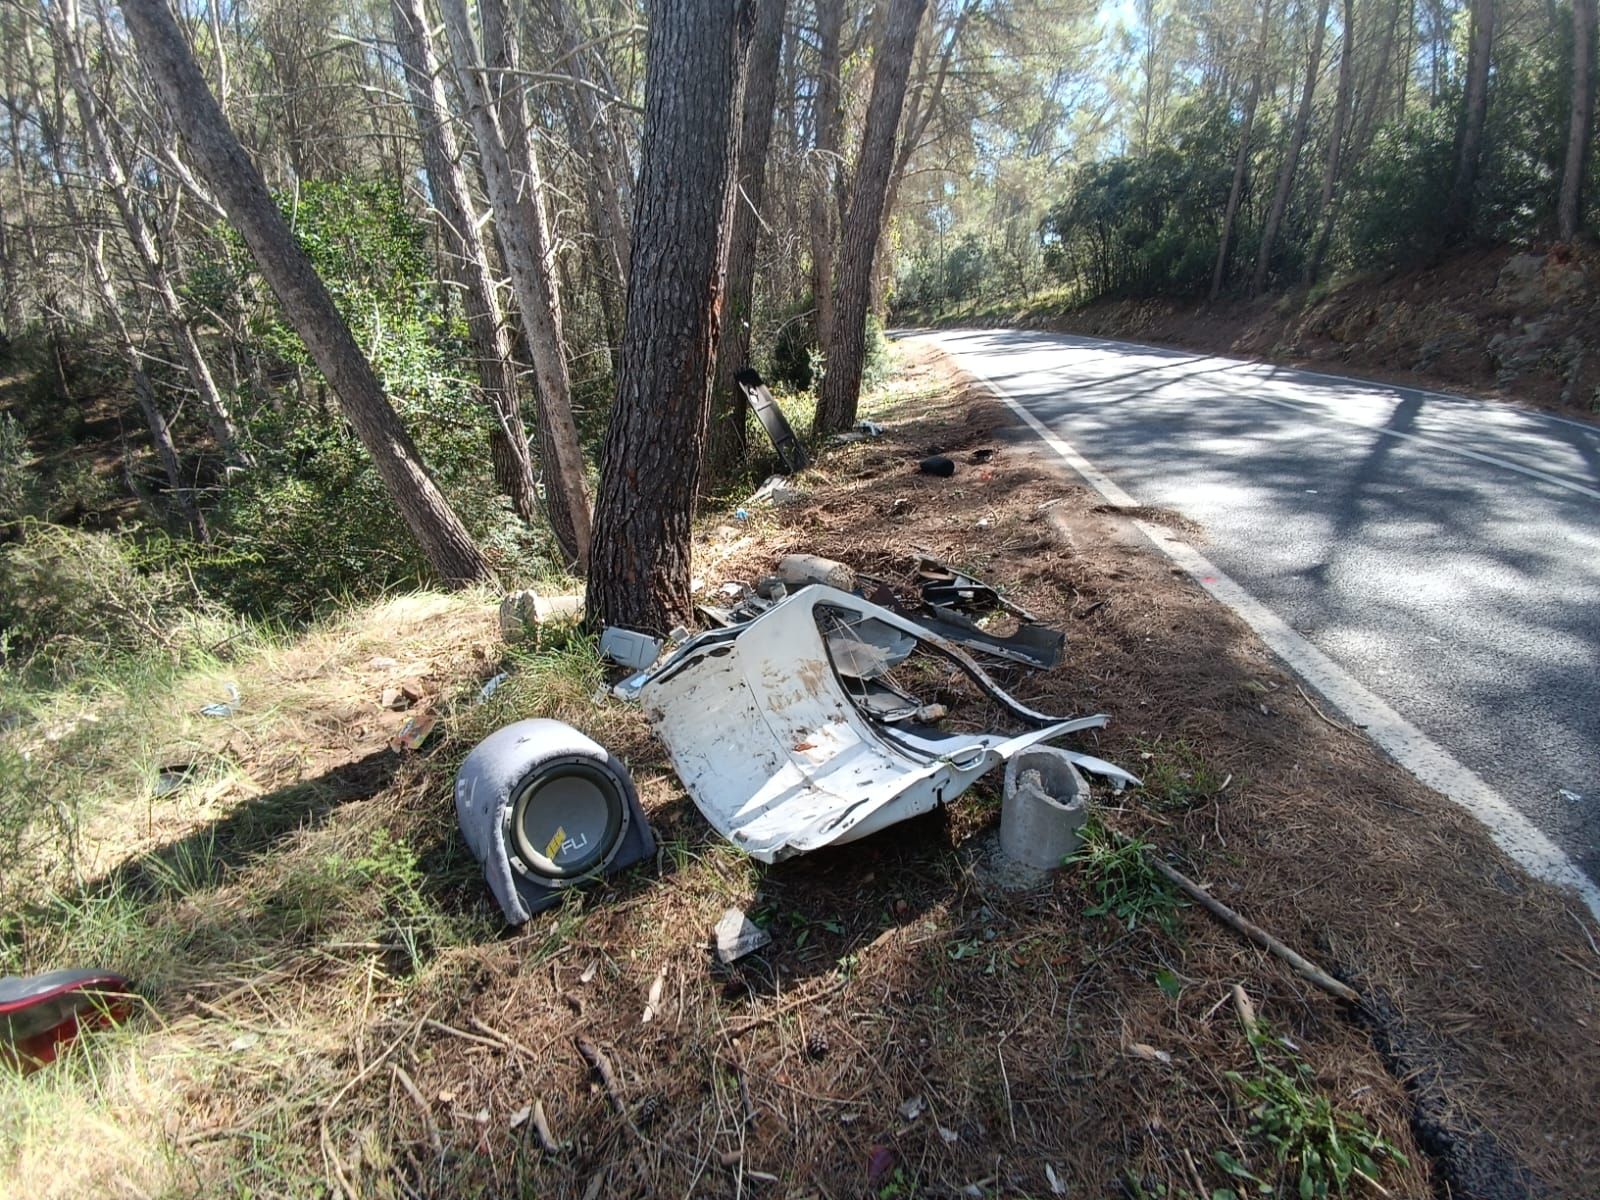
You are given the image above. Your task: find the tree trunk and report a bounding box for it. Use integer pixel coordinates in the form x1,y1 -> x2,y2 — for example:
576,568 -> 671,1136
438,0 -> 593,569
812,0 -> 928,436
1252,0 -> 1331,296
705,0 -> 788,489
1444,0 -> 1495,243
391,0 -> 540,527
554,0 -> 632,317
1211,0 -> 1275,300
120,0 -> 491,586
0,189 -> 21,342
809,0 -> 844,351
86,233 -> 207,540
587,0 -> 752,634
1559,0 -> 1597,241
1306,0 -> 1357,284
54,0 -> 247,463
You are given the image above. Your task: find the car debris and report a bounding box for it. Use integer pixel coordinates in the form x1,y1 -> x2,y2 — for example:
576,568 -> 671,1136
598,626 -> 662,671
0,969 -> 134,1072
198,682 -> 240,718
625,586 -> 1134,863
915,555 -> 1037,622
735,367 -> 809,474
390,712 -> 437,753
455,718 -> 656,924
713,908 -> 772,963
918,454 -> 956,477
747,475 -> 805,507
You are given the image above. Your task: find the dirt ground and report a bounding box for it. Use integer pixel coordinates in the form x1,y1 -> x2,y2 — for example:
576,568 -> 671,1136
372,349 -> 1597,1197
11,348 -> 1600,1200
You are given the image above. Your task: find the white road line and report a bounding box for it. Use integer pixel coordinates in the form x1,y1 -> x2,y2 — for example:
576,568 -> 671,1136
944,348 -> 1600,920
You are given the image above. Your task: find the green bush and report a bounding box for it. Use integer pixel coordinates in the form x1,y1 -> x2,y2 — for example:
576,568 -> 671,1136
0,522 -> 228,681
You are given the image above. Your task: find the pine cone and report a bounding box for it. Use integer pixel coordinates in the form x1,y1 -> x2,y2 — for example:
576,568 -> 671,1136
805,1030 -> 830,1060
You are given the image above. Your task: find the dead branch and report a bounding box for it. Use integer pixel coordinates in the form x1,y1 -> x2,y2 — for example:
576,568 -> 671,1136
575,1035 -> 627,1115
1142,846 -> 1360,1004
390,1063 -> 442,1154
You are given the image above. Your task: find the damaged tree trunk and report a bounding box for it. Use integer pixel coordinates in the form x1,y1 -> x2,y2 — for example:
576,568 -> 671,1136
587,0 -> 751,634
120,0 -> 491,586
439,0 -> 593,569
705,0 -> 788,490
391,0 -> 540,527
812,0 -> 928,436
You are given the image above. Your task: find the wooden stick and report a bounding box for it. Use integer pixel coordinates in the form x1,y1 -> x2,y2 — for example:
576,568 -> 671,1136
423,1017 -> 504,1050
1232,984 -> 1259,1038
1140,846 -> 1360,1004
575,1035 -> 627,1115
531,1099 -> 561,1154
390,1064 -> 442,1154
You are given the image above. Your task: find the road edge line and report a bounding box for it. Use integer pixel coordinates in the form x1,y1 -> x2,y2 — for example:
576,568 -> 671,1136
947,351 -> 1600,920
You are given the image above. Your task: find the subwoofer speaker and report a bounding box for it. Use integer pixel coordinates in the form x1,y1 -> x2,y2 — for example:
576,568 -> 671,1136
455,718 -> 655,924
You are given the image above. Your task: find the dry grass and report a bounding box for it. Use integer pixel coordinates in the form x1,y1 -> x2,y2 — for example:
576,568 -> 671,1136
1,348 -> 1597,1199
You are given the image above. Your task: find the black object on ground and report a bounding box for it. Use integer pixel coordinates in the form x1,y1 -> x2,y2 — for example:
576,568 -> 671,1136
918,455 -> 955,477
455,719 -> 656,924
735,367 -> 809,474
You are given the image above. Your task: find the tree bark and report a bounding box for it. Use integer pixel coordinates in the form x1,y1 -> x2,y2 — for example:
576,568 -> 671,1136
1306,0 -> 1357,284
391,0 -> 540,527
1252,0 -> 1331,296
439,0 -> 593,568
1211,0 -> 1274,301
120,0 -> 491,586
1444,0 -> 1495,243
87,233 -> 207,540
1559,0 -> 1597,241
587,0 -> 752,634
705,0 -> 788,489
812,0 -> 928,436
809,0 -> 844,352
54,0 -> 247,462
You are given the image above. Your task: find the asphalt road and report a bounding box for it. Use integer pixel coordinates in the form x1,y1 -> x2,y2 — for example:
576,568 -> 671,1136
912,327 -> 1600,888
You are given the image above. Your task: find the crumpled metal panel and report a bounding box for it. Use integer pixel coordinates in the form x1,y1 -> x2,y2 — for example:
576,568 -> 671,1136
635,586 -> 1136,863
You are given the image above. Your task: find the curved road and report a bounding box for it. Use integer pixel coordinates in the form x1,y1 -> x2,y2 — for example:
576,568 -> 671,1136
911,328 -> 1600,901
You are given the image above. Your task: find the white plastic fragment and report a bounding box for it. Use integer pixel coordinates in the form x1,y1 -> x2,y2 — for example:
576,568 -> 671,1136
599,627 -> 662,670
714,908 -> 772,963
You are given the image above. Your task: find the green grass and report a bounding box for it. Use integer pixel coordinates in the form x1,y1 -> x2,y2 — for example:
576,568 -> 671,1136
1067,821 -> 1186,934
1219,1025 -> 1409,1199
1135,739 -> 1233,812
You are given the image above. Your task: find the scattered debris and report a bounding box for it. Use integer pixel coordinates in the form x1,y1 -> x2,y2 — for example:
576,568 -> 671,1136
906,605 -> 1064,670
477,672 -> 509,703
0,969 -> 134,1072
916,555 -> 1037,621
381,682 -> 425,711
153,763 -> 194,797
777,553 -> 855,591
857,419 -> 885,437
632,586 -> 1131,862
455,719 -> 656,924
499,591 -> 583,637
198,683 -> 240,718
898,1095 -> 926,1122
598,627 -> 662,671
389,713 -> 437,753
714,908 -> 772,963
969,447 -> 995,465
919,454 -> 956,477
747,475 -> 805,506
1045,1162 -> 1068,1195
735,367 -> 809,474
1558,788 -> 1583,804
